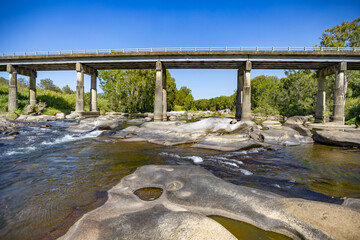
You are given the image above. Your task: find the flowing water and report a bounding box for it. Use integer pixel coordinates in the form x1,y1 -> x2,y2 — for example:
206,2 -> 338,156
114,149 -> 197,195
0,121 -> 359,239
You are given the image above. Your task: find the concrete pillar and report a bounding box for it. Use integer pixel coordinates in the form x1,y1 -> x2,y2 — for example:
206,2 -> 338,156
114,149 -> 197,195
332,62 -> 347,124
8,71 -> 17,112
154,61 -> 164,121
235,69 -> 244,120
162,69 -> 167,121
76,71 -> 84,113
90,75 -> 97,112
29,74 -> 37,106
315,71 -> 326,123
241,61 -> 252,121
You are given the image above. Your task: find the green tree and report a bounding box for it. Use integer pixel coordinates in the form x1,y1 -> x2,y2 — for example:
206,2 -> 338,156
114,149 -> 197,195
175,86 -> 192,106
62,85 -> 75,94
183,94 -> 194,111
278,70 -> 317,116
251,75 -> 281,116
320,17 -> 360,47
99,69 -> 177,113
38,78 -> 62,92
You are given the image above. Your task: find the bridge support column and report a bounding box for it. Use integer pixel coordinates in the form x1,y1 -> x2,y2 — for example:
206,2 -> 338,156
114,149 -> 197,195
29,73 -> 37,106
90,75 -> 97,112
76,70 -> 84,113
235,69 -> 243,120
332,62 -> 347,124
315,71 -> 326,123
7,69 -> 17,112
154,61 -> 166,121
162,69 -> 167,121
241,61 -> 252,121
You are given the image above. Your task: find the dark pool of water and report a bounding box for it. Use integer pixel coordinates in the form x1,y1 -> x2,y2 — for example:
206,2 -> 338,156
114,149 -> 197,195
0,123 -> 359,239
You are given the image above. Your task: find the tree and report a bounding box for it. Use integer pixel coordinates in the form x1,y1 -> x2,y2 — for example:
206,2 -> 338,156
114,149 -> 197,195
183,94 -> 194,111
62,85 -> 75,94
98,69 -> 178,113
278,70 -> 317,116
251,75 -> 280,115
320,17 -> 360,47
38,78 -> 62,92
175,86 -> 192,106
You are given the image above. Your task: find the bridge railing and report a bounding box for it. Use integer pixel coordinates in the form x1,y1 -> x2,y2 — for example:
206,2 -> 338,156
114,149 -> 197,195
1,47 -> 359,57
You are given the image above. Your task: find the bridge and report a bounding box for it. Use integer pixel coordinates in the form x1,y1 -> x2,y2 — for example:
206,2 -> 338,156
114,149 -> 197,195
1,47 -> 360,124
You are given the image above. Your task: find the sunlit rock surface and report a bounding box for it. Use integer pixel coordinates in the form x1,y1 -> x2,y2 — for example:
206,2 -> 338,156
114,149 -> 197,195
59,165 -> 360,240
313,130 -> 360,147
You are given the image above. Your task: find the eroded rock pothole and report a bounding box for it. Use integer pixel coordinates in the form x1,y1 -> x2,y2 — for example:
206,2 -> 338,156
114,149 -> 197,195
133,187 -> 163,201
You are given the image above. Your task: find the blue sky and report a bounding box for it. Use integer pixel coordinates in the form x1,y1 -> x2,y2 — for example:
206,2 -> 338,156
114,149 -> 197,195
0,0 -> 359,99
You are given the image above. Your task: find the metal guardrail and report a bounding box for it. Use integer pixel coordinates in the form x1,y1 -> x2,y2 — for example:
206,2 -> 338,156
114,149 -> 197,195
1,47 -> 359,57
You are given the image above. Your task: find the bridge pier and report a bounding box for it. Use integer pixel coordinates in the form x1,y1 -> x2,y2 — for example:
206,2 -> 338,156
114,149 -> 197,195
154,61 -> 167,121
90,75 -> 97,112
240,61 -> 252,121
75,63 -> 98,114
235,69 -> 243,120
317,62 -> 347,124
315,70 -> 326,122
7,65 -> 37,112
7,69 -> 17,112
333,62 -> 347,124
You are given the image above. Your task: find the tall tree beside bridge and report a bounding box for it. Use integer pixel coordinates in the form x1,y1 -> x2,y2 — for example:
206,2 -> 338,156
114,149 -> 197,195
98,69 -> 177,113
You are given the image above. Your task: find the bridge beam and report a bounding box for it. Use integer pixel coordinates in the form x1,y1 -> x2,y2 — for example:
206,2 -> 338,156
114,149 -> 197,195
154,61 -> 166,121
315,70 -> 326,122
332,62 -> 347,124
240,61 -> 252,121
7,65 -> 37,112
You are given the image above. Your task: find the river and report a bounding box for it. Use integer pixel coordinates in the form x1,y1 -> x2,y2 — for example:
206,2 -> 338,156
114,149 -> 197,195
0,121 -> 359,239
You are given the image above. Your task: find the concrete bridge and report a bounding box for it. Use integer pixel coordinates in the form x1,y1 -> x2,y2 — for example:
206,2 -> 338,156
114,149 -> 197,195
1,47 -> 360,124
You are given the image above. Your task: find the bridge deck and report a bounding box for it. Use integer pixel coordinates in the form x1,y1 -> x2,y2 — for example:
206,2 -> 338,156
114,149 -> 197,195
1,49 -> 360,71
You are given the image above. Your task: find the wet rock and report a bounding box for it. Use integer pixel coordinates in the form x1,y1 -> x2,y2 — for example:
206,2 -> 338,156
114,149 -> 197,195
285,116 -> 308,125
60,165 -> 360,240
284,123 -> 312,136
127,118 -> 145,125
7,130 -> 19,135
67,118 -> 96,133
313,130 -> 360,147
192,134 -> 262,151
5,112 -> 18,121
262,120 -> 281,128
26,104 -> 35,115
261,127 -> 313,146
95,117 -> 121,130
55,113 -> 65,120
40,124 -> 51,128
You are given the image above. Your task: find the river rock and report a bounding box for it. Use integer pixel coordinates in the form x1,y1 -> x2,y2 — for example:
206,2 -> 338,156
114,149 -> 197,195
144,117 -> 152,122
127,118 -> 145,125
55,112 -> 66,120
95,116 -> 122,130
261,127 -> 313,146
262,120 -> 282,128
59,165 -> 360,240
285,116 -> 308,125
192,133 -> 263,151
313,130 -> 360,147
5,112 -> 18,121
169,115 -> 177,121
283,123 -> 312,136
112,118 -> 256,147
26,104 -> 35,115
67,118 -> 96,133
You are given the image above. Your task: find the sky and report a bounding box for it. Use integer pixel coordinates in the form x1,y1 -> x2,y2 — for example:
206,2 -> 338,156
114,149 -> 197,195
0,0 -> 359,99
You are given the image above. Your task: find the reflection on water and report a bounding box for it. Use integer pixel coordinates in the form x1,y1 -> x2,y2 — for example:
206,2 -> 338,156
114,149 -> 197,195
0,124 -> 359,239
209,215 -> 292,240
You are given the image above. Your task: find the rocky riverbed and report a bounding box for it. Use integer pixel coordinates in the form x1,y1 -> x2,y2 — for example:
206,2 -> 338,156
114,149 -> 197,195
1,112 -> 360,240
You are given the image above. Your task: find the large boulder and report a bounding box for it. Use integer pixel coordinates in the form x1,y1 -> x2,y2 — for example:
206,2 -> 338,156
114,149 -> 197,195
192,134 -> 263,151
262,120 -> 282,128
112,118 -> 256,147
95,116 -> 123,130
59,165 -> 360,240
313,130 -> 360,147
261,127 -> 313,146
283,116 -> 312,137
